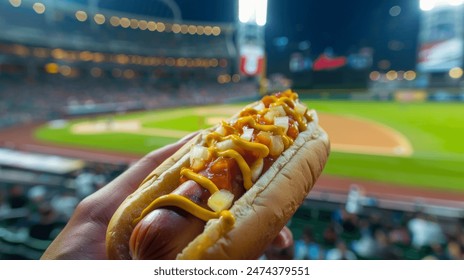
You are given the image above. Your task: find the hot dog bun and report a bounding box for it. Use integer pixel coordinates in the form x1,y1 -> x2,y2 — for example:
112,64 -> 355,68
106,91 -> 330,260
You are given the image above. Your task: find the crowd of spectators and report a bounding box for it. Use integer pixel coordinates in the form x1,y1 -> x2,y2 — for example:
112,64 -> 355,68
0,75 -> 257,129
0,161 -> 128,259
263,202 -> 464,260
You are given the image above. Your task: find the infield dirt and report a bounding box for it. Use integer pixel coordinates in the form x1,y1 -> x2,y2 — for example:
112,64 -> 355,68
70,112 -> 413,157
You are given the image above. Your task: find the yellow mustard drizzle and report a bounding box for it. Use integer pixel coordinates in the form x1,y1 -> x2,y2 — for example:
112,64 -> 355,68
235,116 -> 293,148
133,90 -> 308,227
181,168 -> 219,194
133,194 -> 234,225
213,148 -> 253,190
206,133 -> 269,158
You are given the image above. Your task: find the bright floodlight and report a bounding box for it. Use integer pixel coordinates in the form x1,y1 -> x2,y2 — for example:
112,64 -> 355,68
420,0 -> 464,11
239,0 -> 267,26
450,0 -> 464,5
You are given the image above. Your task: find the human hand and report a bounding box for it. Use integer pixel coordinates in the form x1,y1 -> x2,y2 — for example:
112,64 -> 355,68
41,134 -> 198,259
41,133 -> 293,260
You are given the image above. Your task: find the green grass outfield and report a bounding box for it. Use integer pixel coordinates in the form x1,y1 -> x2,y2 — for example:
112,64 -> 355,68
35,101 -> 464,192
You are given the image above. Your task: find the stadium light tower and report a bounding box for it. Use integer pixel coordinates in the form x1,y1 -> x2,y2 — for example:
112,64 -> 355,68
236,0 -> 267,87
238,0 -> 267,26
419,0 -> 464,11
417,0 -> 464,86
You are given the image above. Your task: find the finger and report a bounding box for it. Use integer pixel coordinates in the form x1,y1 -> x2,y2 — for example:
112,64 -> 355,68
142,132 -> 199,174
91,132 -> 199,213
271,226 -> 293,249
107,132 -> 197,195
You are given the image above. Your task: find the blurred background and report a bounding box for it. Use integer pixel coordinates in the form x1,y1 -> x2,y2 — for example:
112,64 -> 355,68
0,0 -> 463,260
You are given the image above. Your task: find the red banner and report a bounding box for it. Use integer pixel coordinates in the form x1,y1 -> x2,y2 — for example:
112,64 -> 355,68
239,45 -> 264,76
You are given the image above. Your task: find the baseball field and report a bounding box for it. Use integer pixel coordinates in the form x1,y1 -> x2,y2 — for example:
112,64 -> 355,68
34,99 -> 464,192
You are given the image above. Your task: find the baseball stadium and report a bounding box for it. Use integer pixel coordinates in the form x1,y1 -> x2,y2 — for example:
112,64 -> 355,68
0,0 -> 463,261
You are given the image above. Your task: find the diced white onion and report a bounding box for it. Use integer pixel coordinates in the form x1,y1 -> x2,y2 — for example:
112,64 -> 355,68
256,131 -> 272,145
191,159 -> 204,171
216,139 -> 237,151
191,145 -> 209,161
251,157 -> 264,182
253,101 -> 265,111
208,189 -> 234,212
215,125 -> 227,136
190,145 -> 210,170
264,105 -> 286,123
270,105 -> 286,117
263,110 -> 278,123
274,116 -> 289,134
269,135 -> 284,156
241,128 -> 254,141
295,102 -> 307,116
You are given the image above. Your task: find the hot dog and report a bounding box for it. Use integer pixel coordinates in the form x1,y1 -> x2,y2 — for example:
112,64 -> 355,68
106,90 -> 330,259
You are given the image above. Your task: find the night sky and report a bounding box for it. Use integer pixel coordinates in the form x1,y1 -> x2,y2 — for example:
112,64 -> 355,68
70,0 -> 422,72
